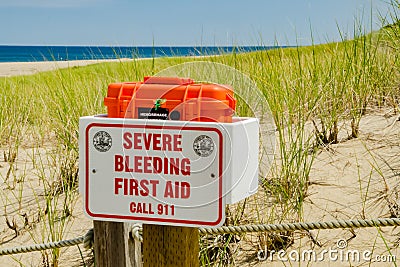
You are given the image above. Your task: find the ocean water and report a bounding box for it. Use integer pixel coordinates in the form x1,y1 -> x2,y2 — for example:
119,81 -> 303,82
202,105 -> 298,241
0,45 -> 277,62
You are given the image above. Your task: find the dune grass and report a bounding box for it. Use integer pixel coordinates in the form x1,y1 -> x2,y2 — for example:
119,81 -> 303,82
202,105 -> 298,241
1,7 -> 400,266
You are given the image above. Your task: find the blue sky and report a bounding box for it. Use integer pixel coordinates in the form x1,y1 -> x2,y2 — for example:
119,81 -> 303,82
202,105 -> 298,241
0,0 -> 391,46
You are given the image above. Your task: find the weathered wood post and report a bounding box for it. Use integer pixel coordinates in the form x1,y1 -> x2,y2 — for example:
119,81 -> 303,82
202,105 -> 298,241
143,224 -> 199,267
93,221 -> 142,267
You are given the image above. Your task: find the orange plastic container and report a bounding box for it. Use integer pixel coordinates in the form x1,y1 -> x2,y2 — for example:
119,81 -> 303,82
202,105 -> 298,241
104,76 -> 236,122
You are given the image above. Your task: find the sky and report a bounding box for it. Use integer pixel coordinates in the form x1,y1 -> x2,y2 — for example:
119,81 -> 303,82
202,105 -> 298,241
0,0 -> 392,46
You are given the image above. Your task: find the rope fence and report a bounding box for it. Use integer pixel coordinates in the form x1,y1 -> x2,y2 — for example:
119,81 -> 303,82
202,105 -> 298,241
1,217 -> 400,256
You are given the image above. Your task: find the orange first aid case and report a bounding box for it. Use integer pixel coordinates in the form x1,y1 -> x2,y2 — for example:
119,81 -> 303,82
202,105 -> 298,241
104,76 -> 236,122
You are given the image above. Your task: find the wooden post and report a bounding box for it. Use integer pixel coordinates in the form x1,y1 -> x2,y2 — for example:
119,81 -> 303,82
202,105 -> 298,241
93,221 -> 142,267
143,224 -> 199,267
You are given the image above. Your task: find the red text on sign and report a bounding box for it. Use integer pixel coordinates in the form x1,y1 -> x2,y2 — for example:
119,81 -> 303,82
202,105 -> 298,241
114,177 -> 159,197
164,181 -> 190,199
129,202 -> 155,214
114,155 -> 191,176
123,132 -> 182,151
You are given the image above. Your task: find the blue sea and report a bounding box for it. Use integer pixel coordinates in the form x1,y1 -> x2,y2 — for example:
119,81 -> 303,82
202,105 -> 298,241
0,45 -> 278,62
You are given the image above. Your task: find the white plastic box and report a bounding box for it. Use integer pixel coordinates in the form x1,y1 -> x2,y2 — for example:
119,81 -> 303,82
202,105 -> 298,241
79,115 -> 258,227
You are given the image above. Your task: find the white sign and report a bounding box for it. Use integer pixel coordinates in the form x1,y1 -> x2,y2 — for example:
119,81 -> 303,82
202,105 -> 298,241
80,118 -> 225,227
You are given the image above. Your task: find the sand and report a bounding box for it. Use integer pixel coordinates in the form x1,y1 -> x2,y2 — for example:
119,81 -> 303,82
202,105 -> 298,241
0,62 -> 399,266
296,109 -> 400,266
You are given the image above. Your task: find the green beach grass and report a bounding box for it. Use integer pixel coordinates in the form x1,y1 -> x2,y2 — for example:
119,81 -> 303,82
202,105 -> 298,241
1,7 -> 400,266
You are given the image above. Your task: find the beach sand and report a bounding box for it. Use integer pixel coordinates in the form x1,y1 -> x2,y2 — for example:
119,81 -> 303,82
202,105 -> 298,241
0,59 -> 132,77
